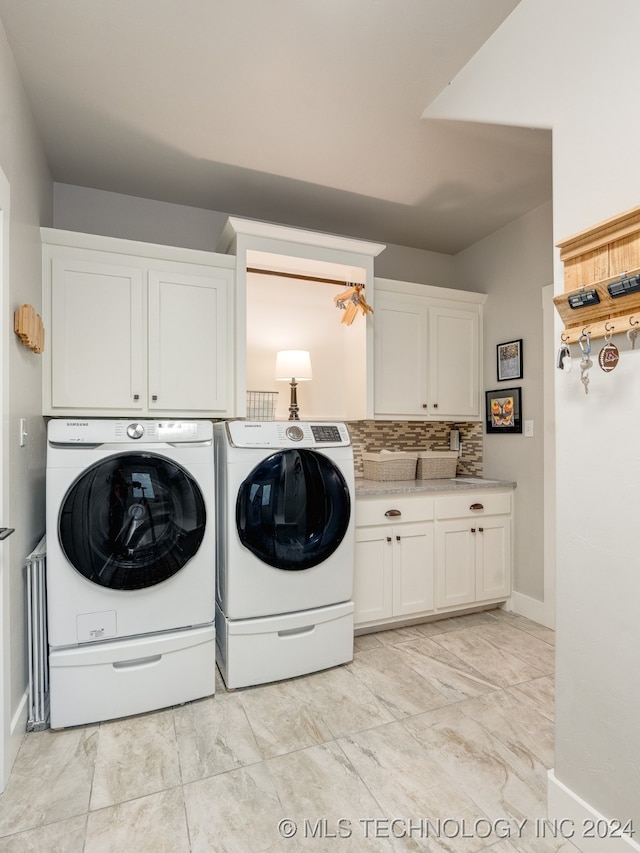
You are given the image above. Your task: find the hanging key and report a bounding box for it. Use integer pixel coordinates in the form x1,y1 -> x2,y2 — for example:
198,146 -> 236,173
579,332 -> 592,395
627,324 -> 639,349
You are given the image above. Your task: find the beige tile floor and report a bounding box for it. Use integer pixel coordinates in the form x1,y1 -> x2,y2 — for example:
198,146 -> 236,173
0,609 -> 569,853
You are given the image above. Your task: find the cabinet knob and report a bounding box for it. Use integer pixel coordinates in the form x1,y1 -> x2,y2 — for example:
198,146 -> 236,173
433,403 -> 438,408
471,527 -> 476,534
470,503 -> 484,511
396,535 -> 401,542
385,509 -> 401,517
152,395 -> 158,401
133,394 -> 139,401
386,536 -> 392,543
422,403 -> 428,408
478,527 -> 484,533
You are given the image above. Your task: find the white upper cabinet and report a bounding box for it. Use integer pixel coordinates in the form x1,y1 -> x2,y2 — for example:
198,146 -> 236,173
374,278 -> 485,421
147,270 -> 228,413
42,229 -> 235,417
428,303 -> 480,419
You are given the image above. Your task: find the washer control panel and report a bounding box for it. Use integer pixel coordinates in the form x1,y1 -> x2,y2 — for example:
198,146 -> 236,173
48,419 -> 211,445
226,420 -> 350,448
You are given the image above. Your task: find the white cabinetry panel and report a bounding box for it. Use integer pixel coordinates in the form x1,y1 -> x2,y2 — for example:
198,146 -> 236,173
50,258 -> 144,411
148,270 -> 228,412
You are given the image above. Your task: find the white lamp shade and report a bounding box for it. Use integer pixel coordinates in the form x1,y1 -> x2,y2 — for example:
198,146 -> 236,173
275,350 -> 313,381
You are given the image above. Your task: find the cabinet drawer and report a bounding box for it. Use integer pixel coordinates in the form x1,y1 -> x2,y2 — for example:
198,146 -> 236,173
435,491 -> 511,520
356,495 -> 434,526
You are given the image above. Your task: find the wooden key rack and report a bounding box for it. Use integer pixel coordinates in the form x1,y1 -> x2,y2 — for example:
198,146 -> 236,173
554,205 -> 640,343
14,303 -> 45,353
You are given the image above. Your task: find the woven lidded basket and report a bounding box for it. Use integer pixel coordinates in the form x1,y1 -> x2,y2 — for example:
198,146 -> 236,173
415,450 -> 458,480
362,451 -> 418,481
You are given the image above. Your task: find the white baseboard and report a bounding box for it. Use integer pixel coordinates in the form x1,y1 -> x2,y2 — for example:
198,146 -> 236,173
510,590 -> 555,629
548,770 -> 640,852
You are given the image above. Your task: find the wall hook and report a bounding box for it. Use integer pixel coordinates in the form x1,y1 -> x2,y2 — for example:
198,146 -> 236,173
630,315 -> 640,326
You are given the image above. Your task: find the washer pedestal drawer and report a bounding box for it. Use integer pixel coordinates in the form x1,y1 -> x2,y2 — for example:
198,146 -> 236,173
49,624 -> 216,728
216,602 -> 354,689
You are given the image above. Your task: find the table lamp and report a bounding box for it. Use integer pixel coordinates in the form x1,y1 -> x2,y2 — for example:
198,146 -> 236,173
275,350 -> 312,420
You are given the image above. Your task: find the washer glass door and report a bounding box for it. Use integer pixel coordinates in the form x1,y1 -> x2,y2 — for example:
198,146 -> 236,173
59,452 -> 206,590
236,449 -> 351,570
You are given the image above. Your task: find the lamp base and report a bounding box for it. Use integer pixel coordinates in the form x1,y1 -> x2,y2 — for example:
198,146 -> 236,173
288,379 -> 300,420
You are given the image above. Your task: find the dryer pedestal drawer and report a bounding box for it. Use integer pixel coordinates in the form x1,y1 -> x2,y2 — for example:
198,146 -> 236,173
49,624 -> 216,729
216,601 -> 354,689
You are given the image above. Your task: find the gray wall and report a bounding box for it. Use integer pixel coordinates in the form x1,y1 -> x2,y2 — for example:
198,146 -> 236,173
0,18 -> 52,786
455,202 -> 553,602
53,183 -> 458,289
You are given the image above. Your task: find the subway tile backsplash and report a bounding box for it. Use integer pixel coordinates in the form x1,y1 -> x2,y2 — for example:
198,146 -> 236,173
345,420 -> 483,479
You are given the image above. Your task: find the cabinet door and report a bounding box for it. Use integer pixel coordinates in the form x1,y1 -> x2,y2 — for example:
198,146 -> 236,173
374,293 -> 428,416
475,516 -> 511,601
354,526 -> 393,625
435,520 -> 476,608
148,269 -> 229,412
428,304 -> 480,419
392,522 -> 434,616
50,257 -> 144,410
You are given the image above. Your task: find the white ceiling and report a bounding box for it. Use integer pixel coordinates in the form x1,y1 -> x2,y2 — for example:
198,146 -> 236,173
0,0 -> 551,254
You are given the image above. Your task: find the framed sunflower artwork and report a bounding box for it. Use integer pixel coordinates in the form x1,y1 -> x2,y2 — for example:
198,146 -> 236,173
485,387 -> 522,434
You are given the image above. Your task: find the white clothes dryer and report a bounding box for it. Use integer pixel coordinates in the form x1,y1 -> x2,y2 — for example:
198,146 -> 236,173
46,419 -> 216,727
214,420 -> 355,688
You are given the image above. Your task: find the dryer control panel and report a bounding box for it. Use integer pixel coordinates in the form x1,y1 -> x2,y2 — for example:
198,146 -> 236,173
226,420 -> 350,448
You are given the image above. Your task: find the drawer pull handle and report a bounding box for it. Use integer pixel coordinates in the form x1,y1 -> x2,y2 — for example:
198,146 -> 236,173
113,654 -> 161,670
385,509 -> 401,517
470,503 -> 484,511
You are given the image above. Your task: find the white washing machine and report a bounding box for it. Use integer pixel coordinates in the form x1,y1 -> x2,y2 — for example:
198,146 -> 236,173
46,419 -> 216,727
214,420 -> 355,688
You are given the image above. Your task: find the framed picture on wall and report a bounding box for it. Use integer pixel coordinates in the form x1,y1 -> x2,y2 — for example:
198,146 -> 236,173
496,338 -> 523,381
485,387 -> 522,434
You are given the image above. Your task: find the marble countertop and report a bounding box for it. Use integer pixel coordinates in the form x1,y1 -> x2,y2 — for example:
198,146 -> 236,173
355,476 -> 516,497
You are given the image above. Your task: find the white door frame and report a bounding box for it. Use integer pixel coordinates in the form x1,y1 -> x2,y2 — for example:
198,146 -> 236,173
0,166 -> 12,791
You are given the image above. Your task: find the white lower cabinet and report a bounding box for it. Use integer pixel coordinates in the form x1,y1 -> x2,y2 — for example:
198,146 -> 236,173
354,489 -> 512,630
354,496 -> 434,627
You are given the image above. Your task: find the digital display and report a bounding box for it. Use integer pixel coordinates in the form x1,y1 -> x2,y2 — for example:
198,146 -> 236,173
311,425 -> 341,442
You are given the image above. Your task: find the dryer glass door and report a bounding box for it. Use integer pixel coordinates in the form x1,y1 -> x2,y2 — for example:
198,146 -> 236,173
59,452 -> 206,590
236,449 -> 350,570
